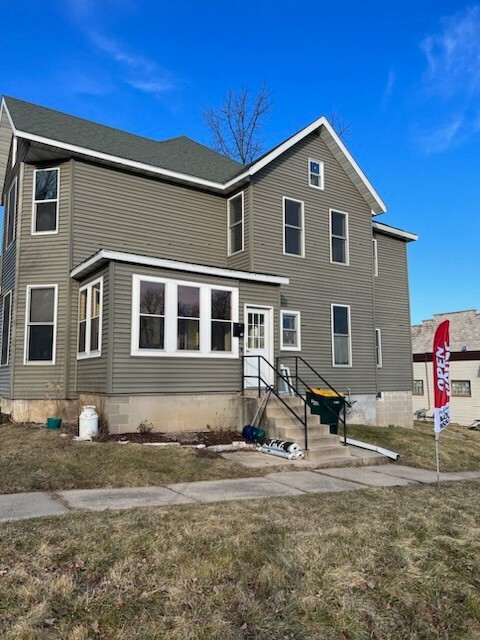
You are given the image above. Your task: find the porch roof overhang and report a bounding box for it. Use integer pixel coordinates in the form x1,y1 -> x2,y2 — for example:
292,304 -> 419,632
372,221 -> 418,242
70,249 -> 290,285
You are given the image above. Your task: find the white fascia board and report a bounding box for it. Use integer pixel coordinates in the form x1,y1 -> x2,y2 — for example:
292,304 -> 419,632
372,221 -> 418,242
70,249 -> 290,285
0,98 -> 16,133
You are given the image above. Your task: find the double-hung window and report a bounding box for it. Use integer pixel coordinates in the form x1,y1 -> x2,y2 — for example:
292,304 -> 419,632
375,328 -> 383,367
451,380 -> 471,397
32,168 -> 59,234
132,276 -> 238,357
4,179 -> 16,249
332,304 -> 351,366
413,380 -> 424,395
283,197 -> 304,257
308,158 -> 324,189
227,192 -> 244,255
330,210 -> 349,265
281,310 -> 301,350
0,291 -> 12,366
78,278 -> 103,358
25,285 -> 58,364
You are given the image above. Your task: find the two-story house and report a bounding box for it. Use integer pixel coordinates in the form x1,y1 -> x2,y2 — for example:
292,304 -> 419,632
0,96 -> 417,434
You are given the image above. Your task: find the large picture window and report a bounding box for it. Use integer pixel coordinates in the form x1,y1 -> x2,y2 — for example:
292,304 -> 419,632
24,285 -> 57,364
283,197 -> 304,257
78,277 -> 103,358
131,275 -> 238,358
4,179 -> 16,249
330,210 -> 349,265
227,192 -> 244,255
1,291 -> 12,366
332,304 -> 351,366
32,168 -> 59,235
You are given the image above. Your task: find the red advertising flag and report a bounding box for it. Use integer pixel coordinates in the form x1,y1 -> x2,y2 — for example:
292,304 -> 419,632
433,320 -> 451,433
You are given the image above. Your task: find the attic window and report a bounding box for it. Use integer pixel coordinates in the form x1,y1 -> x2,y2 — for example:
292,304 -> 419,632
32,168 -> 59,235
308,158 -> 324,190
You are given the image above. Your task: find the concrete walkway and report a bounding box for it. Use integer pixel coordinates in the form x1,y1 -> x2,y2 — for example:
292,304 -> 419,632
1,465 -> 479,523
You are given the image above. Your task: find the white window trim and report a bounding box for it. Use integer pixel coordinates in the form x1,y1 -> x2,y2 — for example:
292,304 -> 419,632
413,380 -> 424,396
4,177 -> 17,250
373,238 -> 378,277
308,157 -> 324,190
0,290 -> 12,367
331,303 -> 352,368
375,328 -> 383,368
131,274 -> 239,358
282,196 -> 305,258
31,167 -> 60,236
24,284 -> 58,365
280,310 -> 302,351
329,209 -> 350,266
227,191 -> 245,256
77,276 -> 103,360
11,136 -> 17,167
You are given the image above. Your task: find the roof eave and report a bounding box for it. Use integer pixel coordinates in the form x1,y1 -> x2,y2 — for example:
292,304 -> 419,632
372,220 -> 418,242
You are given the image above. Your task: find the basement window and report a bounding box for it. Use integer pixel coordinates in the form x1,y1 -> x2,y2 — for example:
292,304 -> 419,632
78,277 -> 103,358
32,168 -> 59,235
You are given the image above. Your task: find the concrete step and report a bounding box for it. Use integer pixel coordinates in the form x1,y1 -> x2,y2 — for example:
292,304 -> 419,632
267,414 -> 320,428
304,445 -> 352,462
268,425 -> 331,441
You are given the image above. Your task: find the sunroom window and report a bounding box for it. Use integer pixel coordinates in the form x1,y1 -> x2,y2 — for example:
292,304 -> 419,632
211,289 -> 232,351
78,278 -> 103,358
177,285 -> 200,351
139,281 -> 165,350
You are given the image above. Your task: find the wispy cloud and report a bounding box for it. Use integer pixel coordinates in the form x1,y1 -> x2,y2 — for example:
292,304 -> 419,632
89,32 -> 177,95
417,5 -> 480,153
381,69 -> 396,109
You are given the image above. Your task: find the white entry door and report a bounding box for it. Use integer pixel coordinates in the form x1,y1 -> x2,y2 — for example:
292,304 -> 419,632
244,306 -> 273,388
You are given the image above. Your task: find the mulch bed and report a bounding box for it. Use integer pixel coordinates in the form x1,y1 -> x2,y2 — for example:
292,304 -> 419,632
106,429 -> 242,446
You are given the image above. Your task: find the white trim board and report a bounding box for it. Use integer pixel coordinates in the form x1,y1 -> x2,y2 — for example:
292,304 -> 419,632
2,97 -> 387,213
372,221 -> 418,242
70,249 -> 289,285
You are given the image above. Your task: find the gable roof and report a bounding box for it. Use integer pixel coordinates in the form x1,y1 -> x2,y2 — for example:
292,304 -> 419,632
0,96 -> 387,212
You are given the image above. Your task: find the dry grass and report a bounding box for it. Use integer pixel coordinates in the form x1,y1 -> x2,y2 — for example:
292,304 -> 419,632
0,481 -> 479,639
0,424 -> 262,495
348,422 -> 480,471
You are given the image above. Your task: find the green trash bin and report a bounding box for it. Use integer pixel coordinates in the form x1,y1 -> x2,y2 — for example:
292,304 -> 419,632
306,392 -> 345,434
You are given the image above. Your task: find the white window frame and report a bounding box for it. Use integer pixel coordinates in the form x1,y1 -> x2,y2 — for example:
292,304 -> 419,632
24,284 -> 58,365
413,380 -> 424,396
11,137 -> 17,167
308,157 -> 324,190
375,328 -> 383,368
227,191 -> 244,256
4,178 -> 17,250
31,167 -> 60,236
329,209 -> 350,266
372,238 -> 378,277
280,310 -> 301,351
0,290 -> 12,367
77,276 -> 103,360
131,274 -> 239,358
331,303 -> 352,367
283,196 -> 305,257
451,380 -> 471,397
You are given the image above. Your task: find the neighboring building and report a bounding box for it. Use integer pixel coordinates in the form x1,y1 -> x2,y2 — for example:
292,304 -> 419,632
0,96 -> 417,434
412,310 -> 480,426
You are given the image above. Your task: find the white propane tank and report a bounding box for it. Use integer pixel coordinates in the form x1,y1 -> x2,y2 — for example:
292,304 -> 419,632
79,405 -> 99,439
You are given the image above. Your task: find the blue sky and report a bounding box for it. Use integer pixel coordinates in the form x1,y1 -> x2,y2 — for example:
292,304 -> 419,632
1,0 -> 479,324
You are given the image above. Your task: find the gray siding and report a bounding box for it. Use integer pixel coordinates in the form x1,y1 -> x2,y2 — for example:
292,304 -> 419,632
13,160 -> 72,400
110,262 -> 279,394
73,161 -> 228,268
253,133 -> 378,394
374,232 -> 413,391
75,265 -> 109,393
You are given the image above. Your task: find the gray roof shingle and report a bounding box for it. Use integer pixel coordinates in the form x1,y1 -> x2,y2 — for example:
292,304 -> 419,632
4,96 -> 245,183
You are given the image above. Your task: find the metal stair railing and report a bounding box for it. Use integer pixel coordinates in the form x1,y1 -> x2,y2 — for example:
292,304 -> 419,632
241,355 -> 310,450
277,355 -> 352,446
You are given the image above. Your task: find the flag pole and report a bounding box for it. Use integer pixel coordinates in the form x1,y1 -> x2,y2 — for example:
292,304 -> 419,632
435,431 -> 440,487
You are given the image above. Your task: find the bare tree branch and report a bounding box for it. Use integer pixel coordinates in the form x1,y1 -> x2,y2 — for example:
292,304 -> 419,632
203,84 -> 273,164
329,110 -> 351,138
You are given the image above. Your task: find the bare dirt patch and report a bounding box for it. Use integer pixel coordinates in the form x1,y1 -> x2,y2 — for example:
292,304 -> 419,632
106,429 -> 241,446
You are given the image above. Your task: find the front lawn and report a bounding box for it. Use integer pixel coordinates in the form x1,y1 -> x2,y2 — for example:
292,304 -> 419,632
0,481 -> 479,639
348,422 -> 480,471
0,424 -> 263,495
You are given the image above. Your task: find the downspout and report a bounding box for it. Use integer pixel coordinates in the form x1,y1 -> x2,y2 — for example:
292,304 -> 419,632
424,353 -> 431,411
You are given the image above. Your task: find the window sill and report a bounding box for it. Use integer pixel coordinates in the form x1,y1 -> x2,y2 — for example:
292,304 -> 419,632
228,249 -> 245,257
330,260 -> 350,267
131,350 -> 239,359
23,361 -> 56,366
77,352 -> 102,360
281,346 -> 301,352
31,230 -> 59,237
332,363 -> 352,368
